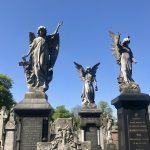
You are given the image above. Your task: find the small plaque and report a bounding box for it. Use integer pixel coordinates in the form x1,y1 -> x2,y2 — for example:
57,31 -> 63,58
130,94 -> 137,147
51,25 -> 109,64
20,117 -> 43,150
127,110 -> 150,149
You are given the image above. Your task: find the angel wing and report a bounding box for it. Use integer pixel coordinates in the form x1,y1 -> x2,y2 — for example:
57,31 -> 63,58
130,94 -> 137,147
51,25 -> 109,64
74,62 -> 86,80
47,33 -> 60,68
91,62 -> 100,77
109,31 -> 121,64
29,32 -> 36,44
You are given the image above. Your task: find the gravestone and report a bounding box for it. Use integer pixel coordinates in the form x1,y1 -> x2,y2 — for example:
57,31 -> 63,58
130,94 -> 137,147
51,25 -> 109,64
79,108 -> 101,150
54,118 -> 73,133
37,118 -> 91,150
14,91 -> 52,150
4,109 -> 16,150
111,123 -> 118,150
112,93 -> 150,150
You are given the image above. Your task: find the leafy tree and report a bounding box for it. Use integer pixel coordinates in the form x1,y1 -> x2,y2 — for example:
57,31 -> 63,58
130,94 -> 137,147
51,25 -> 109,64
97,101 -> 114,128
52,105 -> 72,120
71,104 -> 81,118
98,101 -> 113,117
0,74 -> 16,110
71,105 -> 82,130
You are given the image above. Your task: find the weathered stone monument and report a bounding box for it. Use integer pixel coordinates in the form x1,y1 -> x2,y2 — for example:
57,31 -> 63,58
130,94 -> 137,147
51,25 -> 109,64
110,122 -> 118,150
74,62 -> 102,150
0,107 -> 7,150
110,31 -> 150,150
14,92 -> 51,150
4,108 -> 16,150
37,118 -> 91,150
14,22 -> 62,150
112,93 -> 150,150
100,114 -> 118,150
79,109 -> 101,150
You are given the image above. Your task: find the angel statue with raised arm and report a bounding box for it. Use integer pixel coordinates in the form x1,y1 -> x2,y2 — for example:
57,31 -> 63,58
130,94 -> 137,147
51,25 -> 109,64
74,62 -> 100,108
109,31 -> 140,93
19,22 -> 63,92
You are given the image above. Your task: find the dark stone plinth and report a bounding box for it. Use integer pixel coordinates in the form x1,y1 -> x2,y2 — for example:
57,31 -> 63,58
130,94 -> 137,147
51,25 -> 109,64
112,93 -> 150,150
14,91 -> 51,116
79,109 -> 101,150
14,91 -> 52,150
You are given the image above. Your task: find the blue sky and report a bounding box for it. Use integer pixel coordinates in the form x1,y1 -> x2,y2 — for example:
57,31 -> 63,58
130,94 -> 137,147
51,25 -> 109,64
0,1 -> 150,114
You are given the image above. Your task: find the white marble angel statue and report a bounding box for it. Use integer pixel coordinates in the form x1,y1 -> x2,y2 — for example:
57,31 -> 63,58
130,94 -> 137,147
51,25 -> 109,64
19,22 -> 63,92
74,62 -> 100,107
109,31 -> 140,93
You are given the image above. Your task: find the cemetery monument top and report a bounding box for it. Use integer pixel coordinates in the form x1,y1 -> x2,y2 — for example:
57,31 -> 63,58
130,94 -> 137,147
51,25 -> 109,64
109,31 -> 140,93
19,22 -> 63,92
74,62 -> 100,108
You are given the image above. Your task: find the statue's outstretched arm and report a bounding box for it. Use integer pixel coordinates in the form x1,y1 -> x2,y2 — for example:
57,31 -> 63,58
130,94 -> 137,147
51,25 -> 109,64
22,49 -> 32,58
52,21 -> 63,35
22,47 -> 33,59
22,32 -> 36,59
22,43 -> 35,59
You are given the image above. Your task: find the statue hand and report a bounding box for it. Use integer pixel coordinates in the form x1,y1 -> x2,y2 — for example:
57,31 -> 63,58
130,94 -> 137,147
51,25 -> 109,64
132,58 -> 137,64
49,68 -> 53,72
117,60 -> 120,65
118,32 -> 121,37
58,21 -> 63,27
95,86 -> 98,91
53,21 -> 63,34
22,55 -> 27,61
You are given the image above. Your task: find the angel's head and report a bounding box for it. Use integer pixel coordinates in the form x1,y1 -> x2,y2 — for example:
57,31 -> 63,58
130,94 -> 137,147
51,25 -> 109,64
37,26 -> 47,37
86,67 -> 92,73
122,36 -> 130,45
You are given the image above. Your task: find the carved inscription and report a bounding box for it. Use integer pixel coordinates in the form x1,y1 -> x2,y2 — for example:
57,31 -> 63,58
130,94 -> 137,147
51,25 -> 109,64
127,110 -> 150,150
20,117 -> 43,150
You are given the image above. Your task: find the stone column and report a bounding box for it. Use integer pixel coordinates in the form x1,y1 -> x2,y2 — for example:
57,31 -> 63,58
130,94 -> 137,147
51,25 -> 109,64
0,107 -> 7,150
14,91 -> 52,150
81,129 -> 84,142
97,129 -> 100,145
100,127 -> 105,150
112,93 -> 150,150
79,109 -> 101,150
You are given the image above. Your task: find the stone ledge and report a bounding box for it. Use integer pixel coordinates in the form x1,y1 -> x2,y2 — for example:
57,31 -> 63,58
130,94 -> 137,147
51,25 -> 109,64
111,93 -> 150,109
24,91 -> 47,99
37,141 -> 91,150
14,92 -> 52,116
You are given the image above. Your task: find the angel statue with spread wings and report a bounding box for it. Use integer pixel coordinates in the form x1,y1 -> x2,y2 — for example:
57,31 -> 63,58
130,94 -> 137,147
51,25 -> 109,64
109,31 -> 140,93
19,22 -> 63,92
74,62 -> 100,108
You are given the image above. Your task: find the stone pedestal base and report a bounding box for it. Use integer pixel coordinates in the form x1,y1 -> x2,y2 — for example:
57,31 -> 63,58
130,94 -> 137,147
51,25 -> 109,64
79,109 -> 101,150
112,93 -> 150,150
14,91 -> 52,150
37,141 -> 91,150
105,143 -> 117,150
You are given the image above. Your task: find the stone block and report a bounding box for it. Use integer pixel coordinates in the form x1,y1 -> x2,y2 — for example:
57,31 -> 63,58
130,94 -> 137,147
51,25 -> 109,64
112,93 -> 150,150
14,91 -> 52,150
79,109 -> 101,150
